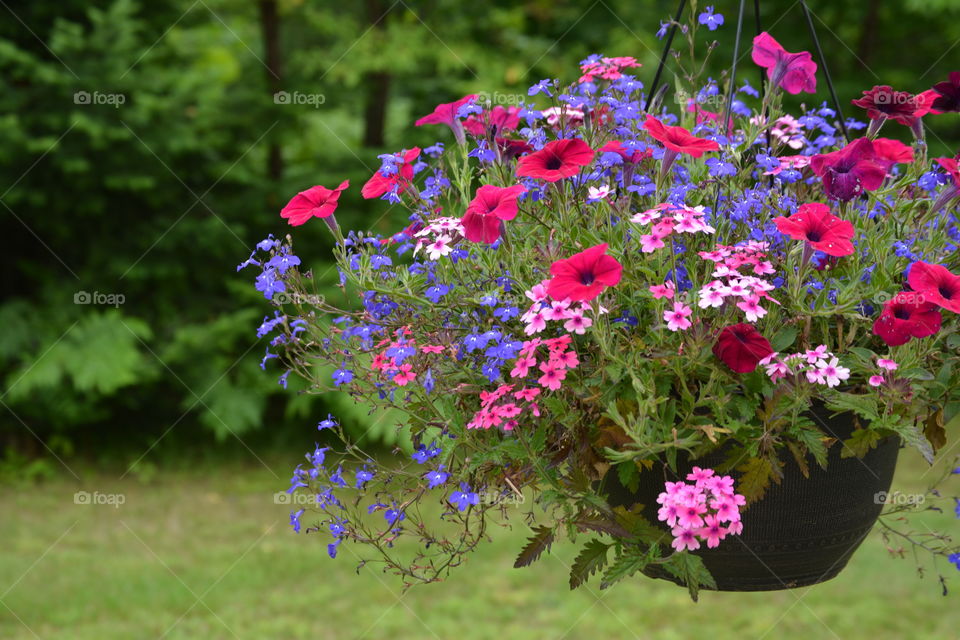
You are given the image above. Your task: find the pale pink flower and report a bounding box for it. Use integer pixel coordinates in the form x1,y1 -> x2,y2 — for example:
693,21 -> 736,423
877,358 -> 898,371
649,281 -> 676,299
671,526 -> 701,552
640,234 -> 666,253
664,302 -> 693,331
817,357 -> 850,387
587,184 -> 612,201
424,235 -> 453,260
737,295 -> 767,322
868,375 -> 885,387
563,311 -> 593,334
804,345 -> 830,364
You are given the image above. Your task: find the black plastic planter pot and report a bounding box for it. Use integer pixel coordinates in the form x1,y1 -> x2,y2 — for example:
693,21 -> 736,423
604,410 -> 900,591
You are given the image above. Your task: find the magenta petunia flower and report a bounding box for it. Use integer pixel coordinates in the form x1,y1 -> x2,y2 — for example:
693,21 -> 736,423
872,292 -> 942,346
751,32 -> 817,95
463,105 -> 521,137
280,180 -> 350,226
936,156 -> 960,188
908,261 -> 960,313
931,71 -> 960,113
773,202 -> 855,257
461,184 -> 527,243
872,137 -> 914,172
810,137 -> 887,201
713,323 -> 774,373
851,86 -> 929,127
515,138 -> 595,182
361,147 -> 421,199
414,94 -> 478,144
546,243 -> 622,303
642,115 -> 720,158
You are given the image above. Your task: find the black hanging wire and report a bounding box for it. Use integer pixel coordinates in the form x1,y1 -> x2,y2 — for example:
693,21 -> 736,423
711,0 -> 748,218
644,0 -> 688,112
799,0 -> 850,142
755,0 -> 775,188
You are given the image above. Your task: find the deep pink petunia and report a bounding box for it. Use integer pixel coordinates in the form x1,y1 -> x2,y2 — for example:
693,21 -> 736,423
414,94 -> 478,128
515,138 -> 595,182
810,138 -> 887,201
361,147 -> 421,199
713,324 -> 774,374
280,180 -> 350,226
642,116 -> 720,158
851,86 -> 929,127
907,261 -> 960,313
931,71 -> 960,113
936,156 -> 960,188
751,32 -> 817,95
872,292 -> 942,346
773,202 -> 855,257
546,243 -> 622,302
463,105 -> 522,137
872,137 -> 914,172
461,184 -> 527,243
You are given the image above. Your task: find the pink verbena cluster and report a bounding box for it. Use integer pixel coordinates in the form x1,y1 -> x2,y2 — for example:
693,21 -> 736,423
521,281 -> 603,336
631,203 -> 716,254
413,217 -> 464,260
697,242 -> 778,322
577,55 -> 641,84
759,345 -> 852,387
656,467 -> 745,552
370,331 -> 450,387
509,335 -> 579,390
467,384 -> 541,431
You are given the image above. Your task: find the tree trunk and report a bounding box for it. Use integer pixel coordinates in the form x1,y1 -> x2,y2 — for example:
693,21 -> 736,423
259,0 -> 284,181
361,0 -> 391,148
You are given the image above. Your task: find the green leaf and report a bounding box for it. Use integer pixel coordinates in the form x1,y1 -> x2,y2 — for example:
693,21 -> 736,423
569,539 -> 611,589
840,429 -> 883,459
900,368 -> 935,381
662,552 -> 717,602
615,461 -> 640,493
825,392 -> 880,422
513,526 -> 554,569
770,326 -> 798,351
736,457 -> 773,504
599,546 -> 647,589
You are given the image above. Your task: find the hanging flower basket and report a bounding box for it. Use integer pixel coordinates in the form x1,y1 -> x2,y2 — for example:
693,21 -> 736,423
238,4 -> 960,599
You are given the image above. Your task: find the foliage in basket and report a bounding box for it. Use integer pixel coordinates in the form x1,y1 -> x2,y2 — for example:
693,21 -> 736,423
238,9 -> 960,596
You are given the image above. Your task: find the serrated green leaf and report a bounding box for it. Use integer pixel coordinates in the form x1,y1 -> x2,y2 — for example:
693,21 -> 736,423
662,552 -> 717,602
569,539 -> 610,589
513,526 -> 554,569
600,546 -> 647,589
736,457 -> 773,504
840,428 -> 883,458
770,326 -> 798,351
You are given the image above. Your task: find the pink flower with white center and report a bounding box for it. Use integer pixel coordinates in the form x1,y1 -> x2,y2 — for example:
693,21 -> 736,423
697,515 -> 727,549
537,362 -> 567,390
764,358 -> 791,382
523,310 -> 547,335
664,302 -> 693,331
753,260 -> 776,275
649,281 -> 675,299
804,345 -> 830,364
869,375 -> 885,387
676,502 -> 707,529
640,233 -> 667,253
545,300 -> 571,321
698,285 -> 727,309
712,264 -> 743,279
587,184 -> 612,201
651,219 -> 675,237
563,311 -> 593,334
510,356 -> 536,378
424,235 -> 453,260
817,357 -> 850,387
877,358 -> 898,371
806,367 -> 826,384
542,106 -> 584,126
671,527 -> 701,552
737,295 -> 767,322
631,207 -> 663,224
723,281 -> 750,298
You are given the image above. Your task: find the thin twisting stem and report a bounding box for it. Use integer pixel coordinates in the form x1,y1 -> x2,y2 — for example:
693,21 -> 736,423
645,0 -> 688,112
799,0 -> 850,142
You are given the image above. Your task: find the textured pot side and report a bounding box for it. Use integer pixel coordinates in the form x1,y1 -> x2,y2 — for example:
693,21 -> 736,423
605,410 -> 901,591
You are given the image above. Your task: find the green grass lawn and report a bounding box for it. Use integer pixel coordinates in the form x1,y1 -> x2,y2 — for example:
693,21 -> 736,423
1,451 -> 958,640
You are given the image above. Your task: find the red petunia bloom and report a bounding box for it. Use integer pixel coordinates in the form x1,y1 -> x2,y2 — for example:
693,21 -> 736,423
872,137 -> 914,172
908,261 -> 960,313
361,147 -> 421,199
751,32 -> 817,95
872,292 -> 942,346
931,71 -> 960,113
600,140 -> 652,164
496,137 -> 533,160
642,116 -> 720,158
773,202 -> 855,257
415,94 -> 478,145
713,324 -> 774,374
851,86 -> 929,127
935,156 -> 960,188
463,105 -> 521,137
515,138 -> 595,182
546,243 -> 622,302
810,137 -> 887,202
461,184 -> 527,243
280,180 -> 350,226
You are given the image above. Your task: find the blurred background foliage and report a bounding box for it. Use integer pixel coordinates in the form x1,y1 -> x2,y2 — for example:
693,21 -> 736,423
2,0 -> 960,468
